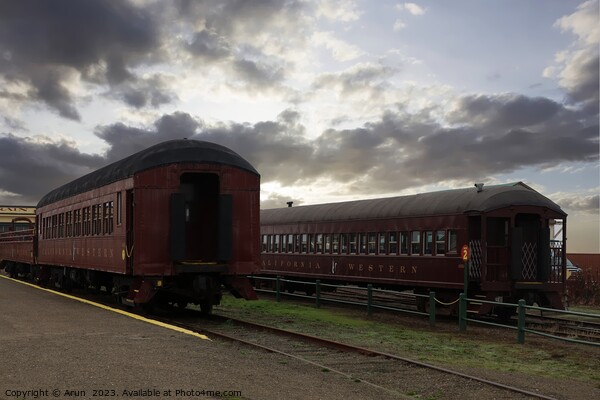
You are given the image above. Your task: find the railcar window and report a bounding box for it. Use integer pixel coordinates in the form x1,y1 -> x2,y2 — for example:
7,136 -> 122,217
287,234 -> 294,253
103,203 -> 108,234
411,231 -> 421,255
66,211 -> 72,237
274,235 -> 280,253
316,234 -> 323,253
400,232 -> 409,254
52,215 -> 57,238
308,234 -> 315,253
280,235 -> 286,253
349,233 -> 357,254
83,207 -> 90,236
58,213 -> 64,238
295,234 -> 301,253
95,204 -> 101,235
368,233 -> 376,254
261,235 -> 267,252
116,192 -> 122,225
301,234 -> 308,253
92,205 -> 97,235
74,209 -> 81,237
324,234 -> 331,253
108,201 -> 114,234
359,233 -> 367,254
378,233 -> 386,254
389,232 -> 398,254
332,234 -> 340,254
448,230 -> 457,253
436,231 -> 446,255
424,231 -> 433,255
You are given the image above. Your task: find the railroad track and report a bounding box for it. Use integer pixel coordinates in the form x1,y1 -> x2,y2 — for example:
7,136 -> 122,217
261,285 -> 420,310
524,314 -> 600,343
0,275 -> 573,399
152,310 -> 558,400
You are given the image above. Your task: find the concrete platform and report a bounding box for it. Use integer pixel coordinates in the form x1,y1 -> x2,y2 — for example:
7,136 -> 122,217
0,276 -> 393,400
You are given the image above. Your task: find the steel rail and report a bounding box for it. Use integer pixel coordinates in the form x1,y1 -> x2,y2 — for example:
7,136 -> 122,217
158,313 -> 558,400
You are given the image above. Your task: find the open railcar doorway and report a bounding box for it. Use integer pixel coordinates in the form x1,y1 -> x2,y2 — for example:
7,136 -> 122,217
179,173 -> 219,262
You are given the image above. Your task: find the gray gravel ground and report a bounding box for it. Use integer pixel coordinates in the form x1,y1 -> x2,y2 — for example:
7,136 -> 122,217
0,277 -> 406,400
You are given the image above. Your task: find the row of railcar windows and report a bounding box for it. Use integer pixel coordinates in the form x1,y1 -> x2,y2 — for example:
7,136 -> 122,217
41,200 -> 119,240
261,230 -> 458,256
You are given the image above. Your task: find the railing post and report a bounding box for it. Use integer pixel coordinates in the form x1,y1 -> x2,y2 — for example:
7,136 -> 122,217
367,284 -> 373,316
517,299 -> 526,344
459,293 -> 467,332
429,291 -> 436,327
315,280 -> 321,308
276,276 -> 281,303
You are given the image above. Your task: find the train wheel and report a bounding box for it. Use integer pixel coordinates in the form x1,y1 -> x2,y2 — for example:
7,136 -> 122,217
61,276 -> 74,293
199,299 -> 213,315
113,284 -> 129,306
177,301 -> 188,310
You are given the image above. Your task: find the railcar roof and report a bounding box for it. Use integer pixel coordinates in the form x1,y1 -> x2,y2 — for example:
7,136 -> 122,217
38,139 -> 258,207
261,182 -> 566,224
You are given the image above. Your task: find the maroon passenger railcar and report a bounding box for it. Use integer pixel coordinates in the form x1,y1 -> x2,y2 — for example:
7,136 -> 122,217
1,139 -> 260,313
260,183 -> 567,314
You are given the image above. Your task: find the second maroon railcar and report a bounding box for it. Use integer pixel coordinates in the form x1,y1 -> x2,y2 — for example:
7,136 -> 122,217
25,139 -> 260,312
260,183 -> 567,314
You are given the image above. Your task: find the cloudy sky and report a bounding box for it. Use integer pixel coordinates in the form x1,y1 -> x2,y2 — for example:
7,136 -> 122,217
0,0 -> 598,252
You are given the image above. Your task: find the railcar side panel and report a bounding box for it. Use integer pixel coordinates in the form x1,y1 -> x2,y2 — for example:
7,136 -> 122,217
36,178 -> 133,274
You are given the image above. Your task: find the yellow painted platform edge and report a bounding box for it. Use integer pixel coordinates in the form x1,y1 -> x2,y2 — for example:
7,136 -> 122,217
0,274 -> 210,341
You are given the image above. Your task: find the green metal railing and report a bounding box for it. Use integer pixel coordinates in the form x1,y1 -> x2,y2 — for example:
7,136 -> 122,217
251,276 -> 600,346
253,275 -> 431,321
458,293 -> 600,346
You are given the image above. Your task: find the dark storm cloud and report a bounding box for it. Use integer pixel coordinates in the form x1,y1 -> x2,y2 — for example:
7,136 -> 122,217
449,94 -> 563,129
0,0 -> 308,119
95,112 -> 202,163
111,74 -> 177,109
187,30 -> 231,61
96,110 -> 313,185
93,92 -> 598,198
0,0 -> 160,119
232,59 -> 285,88
175,0 -> 304,90
0,134 -> 104,204
4,76 -> 596,204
